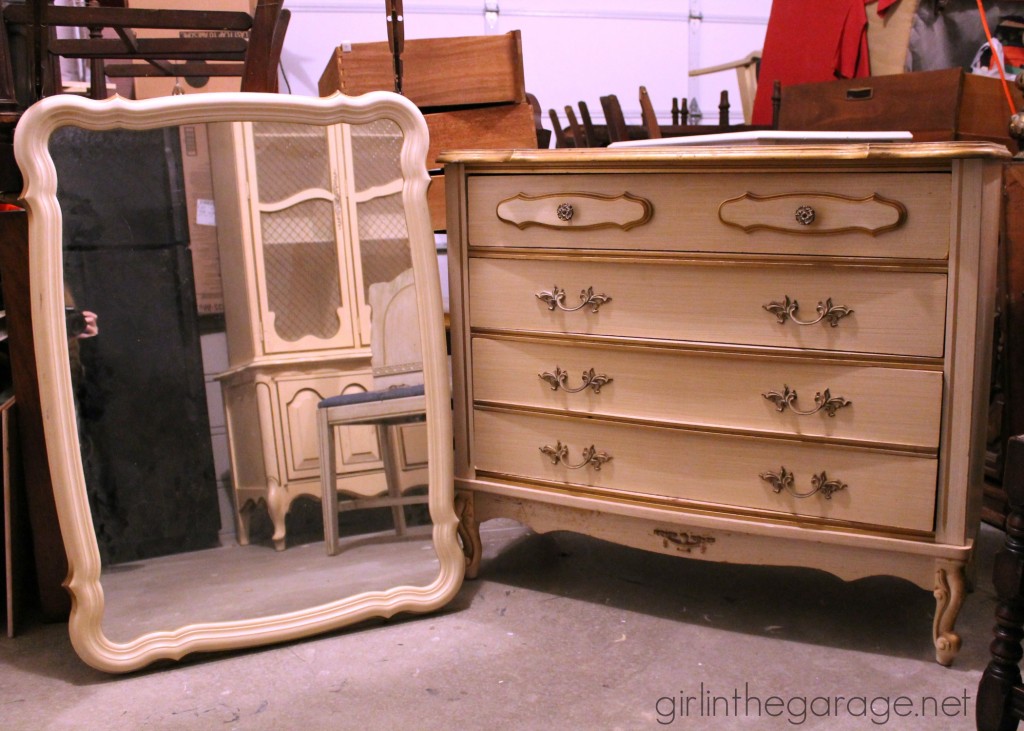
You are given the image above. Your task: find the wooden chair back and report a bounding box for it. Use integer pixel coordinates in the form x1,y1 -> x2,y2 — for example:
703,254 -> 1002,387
368,268 -> 423,391
639,85 -> 662,139
599,94 -> 629,143
548,108 -> 573,147
564,104 -> 588,147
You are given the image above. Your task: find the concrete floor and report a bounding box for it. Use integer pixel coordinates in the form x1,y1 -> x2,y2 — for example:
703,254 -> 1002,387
0,519 -> 1007,730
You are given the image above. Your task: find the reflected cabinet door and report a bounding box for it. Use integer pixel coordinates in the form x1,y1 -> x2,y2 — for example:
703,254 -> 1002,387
249,121 -> 357,354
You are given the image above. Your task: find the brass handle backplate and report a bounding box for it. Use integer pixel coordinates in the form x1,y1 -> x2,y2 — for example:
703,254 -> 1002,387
539,366 -> 613,394
536,285 -> 611,313
760,467 -> 847,499
763,295 -> 853,327
540,441 -> 612,470
763,385 -> 851,417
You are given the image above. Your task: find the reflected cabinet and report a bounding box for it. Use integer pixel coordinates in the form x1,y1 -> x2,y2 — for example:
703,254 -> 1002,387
443,142 -> 1007,665
210,119 -> 426,550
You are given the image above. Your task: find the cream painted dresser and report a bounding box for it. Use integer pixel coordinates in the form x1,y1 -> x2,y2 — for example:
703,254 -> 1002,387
441,142 -> 1008,665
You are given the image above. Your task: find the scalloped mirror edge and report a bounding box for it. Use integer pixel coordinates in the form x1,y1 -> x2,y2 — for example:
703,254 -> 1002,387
14,91 -> 463,673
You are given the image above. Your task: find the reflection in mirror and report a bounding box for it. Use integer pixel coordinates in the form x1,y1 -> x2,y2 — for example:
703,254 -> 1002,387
16,93 -> 461,671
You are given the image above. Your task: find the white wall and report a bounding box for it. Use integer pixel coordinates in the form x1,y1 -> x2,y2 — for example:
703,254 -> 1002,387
280,0 -> 771,130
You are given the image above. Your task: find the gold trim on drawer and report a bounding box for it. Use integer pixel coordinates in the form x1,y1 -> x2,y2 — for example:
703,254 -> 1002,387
496,191 -> 654,231
718,191 -> 908,236
472,409 -> 938,533
468,257 -> 948,358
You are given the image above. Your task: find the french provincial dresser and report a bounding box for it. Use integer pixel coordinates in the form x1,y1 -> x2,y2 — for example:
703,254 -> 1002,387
440,142 -> 1008,665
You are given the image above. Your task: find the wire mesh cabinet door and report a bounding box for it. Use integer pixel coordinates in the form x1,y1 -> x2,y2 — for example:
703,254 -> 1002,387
245,120 -> 359,356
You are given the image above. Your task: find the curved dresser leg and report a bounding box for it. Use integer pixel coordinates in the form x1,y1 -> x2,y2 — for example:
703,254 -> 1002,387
455,490 -> 482,579
267,479 -> 288,551
978,434 -> 1024,730
933,562 -> 966,666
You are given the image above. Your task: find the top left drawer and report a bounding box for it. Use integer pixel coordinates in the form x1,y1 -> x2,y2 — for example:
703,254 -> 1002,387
466,171 -> 952,260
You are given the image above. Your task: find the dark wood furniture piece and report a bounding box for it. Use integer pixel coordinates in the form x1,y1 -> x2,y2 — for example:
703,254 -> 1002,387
638,85 -> 661,139
548,107 -> 573,148
563,103 -> 587,147
1,0 -> 289,105
0,0 -> 289,618
0,206 -> 67,619
978,435 -> 1024,730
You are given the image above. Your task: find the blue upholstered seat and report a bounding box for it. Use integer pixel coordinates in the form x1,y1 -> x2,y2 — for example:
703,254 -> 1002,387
318,384 -> 424,410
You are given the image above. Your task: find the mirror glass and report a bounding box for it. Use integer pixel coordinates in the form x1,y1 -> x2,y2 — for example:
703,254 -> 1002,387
16,93 -> 461,671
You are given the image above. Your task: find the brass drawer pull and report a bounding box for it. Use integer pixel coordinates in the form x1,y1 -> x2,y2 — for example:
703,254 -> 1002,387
556,202 -> 575,221
763,385 -> 851,417
536,285 -> 612,313
540,441 -> 612,470
760,467 -> 847,499
539,366 -> 613,394
763,295 -> 853,327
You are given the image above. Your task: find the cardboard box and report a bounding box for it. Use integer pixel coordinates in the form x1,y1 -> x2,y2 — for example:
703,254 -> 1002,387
177,123 -> 223,315
779,68 -> 1024,152
318,31 -> 526,109
126,1 -> 257,314
128,0 -> 255,99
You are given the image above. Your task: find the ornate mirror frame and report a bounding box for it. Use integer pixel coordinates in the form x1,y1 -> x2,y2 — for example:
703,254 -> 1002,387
14,91 -> 463,673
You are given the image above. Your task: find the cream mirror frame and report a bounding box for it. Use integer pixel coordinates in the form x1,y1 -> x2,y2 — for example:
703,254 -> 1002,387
14,91 -> 463,673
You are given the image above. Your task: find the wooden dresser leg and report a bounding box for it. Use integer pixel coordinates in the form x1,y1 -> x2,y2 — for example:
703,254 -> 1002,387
978,434 -> 1024,730
455,490 -> 481,579
933,561 -> 966,665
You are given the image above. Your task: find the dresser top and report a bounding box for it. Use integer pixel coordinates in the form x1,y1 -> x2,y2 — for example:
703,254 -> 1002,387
437,141 -> 1011,167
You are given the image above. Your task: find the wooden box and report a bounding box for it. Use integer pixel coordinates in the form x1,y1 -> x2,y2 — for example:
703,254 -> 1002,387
318,31 -> 526,109
424,102 -> 536,167
319,31 -> 536,230
779,68 -> 1024,152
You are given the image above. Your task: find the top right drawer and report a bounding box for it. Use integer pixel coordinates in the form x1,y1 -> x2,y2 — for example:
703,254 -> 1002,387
467,171 -> 951,260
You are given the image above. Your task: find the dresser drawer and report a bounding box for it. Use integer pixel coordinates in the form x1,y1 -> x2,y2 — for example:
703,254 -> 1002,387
468,257 -> 947,358
472,409 -> 938,533
468,172 -> 951,260
471,336 -> 943,449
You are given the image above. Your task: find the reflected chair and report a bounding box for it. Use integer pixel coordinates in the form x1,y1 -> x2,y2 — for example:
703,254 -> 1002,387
318,268 -> 429,556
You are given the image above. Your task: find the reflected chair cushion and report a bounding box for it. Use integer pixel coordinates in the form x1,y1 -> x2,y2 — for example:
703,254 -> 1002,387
318,384 -> 425,410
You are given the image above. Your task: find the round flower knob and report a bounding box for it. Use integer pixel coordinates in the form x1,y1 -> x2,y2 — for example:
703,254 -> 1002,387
795,205 -> 816,226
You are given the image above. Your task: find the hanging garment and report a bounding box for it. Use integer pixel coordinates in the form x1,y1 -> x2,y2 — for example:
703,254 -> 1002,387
752,0 -> 872,125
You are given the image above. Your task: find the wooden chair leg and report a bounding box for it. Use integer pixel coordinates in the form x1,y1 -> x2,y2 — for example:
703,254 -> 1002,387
318,409 -> 340,556
979,434 -> 1024,730
380,423 -> 408,536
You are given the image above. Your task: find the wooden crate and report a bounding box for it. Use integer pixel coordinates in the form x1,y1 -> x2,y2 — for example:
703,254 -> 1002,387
320,31 -> 536,229
318,31 -> 526,109
779,68 -> 1024,152
424,103 -> 535,168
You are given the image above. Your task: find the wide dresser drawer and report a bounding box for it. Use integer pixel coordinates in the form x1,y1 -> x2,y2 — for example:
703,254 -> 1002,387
467,172 -> 951,260
471,336 -> 943,449
468,257 -> 948,357
472,409 -> 938,533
